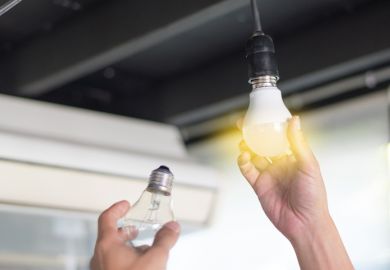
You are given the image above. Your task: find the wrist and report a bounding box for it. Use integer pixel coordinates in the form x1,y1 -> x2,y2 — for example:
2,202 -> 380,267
289,212 -> 334,248
290,214 -> 354,270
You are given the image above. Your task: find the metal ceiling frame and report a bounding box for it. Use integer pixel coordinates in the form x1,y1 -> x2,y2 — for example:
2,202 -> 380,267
0,0 -> 23,17
0,0 -> 249,96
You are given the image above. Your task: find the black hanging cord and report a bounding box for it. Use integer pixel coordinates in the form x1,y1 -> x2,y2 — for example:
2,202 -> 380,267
246,0 -> 279,79
251,0 -> 262,32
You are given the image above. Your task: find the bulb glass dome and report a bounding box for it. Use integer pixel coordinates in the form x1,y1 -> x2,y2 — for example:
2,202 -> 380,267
122,190 -> 174,246
243,86 -> 292,157
120,166 -> 175,246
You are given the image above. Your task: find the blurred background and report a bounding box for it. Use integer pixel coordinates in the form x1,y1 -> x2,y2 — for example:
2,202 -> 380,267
0,0 -> 389,269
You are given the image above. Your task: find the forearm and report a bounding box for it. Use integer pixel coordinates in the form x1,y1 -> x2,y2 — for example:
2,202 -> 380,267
290,215 -> 354,270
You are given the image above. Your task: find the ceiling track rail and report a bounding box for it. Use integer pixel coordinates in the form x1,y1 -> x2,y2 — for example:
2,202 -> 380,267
0,0 -> 23,17
285,65 -> 390,110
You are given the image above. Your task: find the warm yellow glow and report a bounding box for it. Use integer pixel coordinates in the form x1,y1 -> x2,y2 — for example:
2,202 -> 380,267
243,122 -> 290,157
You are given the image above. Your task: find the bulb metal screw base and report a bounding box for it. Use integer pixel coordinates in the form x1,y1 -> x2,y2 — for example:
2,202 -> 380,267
250,75 -> 278,89
146,166 -> 174,196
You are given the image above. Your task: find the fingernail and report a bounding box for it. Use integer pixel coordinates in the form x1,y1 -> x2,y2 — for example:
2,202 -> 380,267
165,222 -> 180,233
294,116 -> 301,130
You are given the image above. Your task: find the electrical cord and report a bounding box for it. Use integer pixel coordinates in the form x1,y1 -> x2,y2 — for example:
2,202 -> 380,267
247,0 -> 279,81
0,0 -> 23,17
251,0 -> 262,32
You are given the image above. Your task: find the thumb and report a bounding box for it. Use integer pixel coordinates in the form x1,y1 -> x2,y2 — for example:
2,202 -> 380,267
287,116 -> 317,168
152,221 -> 180,250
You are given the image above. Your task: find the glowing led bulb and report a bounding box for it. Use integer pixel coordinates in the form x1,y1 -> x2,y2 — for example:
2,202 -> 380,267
243,85 -> 292,157
121,166 -> 175,246
243,0 -> 292,157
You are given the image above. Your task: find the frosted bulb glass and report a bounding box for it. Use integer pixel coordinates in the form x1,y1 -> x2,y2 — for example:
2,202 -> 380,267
120,166 -> 175,246
243,86 -> 292,157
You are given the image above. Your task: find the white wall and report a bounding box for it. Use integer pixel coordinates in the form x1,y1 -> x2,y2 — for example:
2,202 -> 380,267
169,90 -> 390,270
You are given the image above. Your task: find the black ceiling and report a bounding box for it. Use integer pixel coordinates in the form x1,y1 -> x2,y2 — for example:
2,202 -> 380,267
0,0 -> 103,49
0,0 -> 389,134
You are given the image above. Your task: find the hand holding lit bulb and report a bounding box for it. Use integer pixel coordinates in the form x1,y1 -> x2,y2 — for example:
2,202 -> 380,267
237,116 -> 354,270
239,116 -> 328,239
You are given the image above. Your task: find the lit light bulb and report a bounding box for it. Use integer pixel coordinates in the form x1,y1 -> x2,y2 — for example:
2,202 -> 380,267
243,78 -> 292,157
243,1 -> 292,157
121,166 -> 175,246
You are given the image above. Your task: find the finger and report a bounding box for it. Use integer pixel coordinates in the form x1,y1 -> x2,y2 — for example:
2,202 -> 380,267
98,200 -> 130,239
119,225 -> 138,242
152,221 -> 181,251
269,152 -> 289,163
287,116 -> 317,168
239,140 -> 269,173
287,153 -> 297,163
238,151 -> 260,186
252,155 -> 269,171
236,118 -> 244,130
239,140 -> 250,152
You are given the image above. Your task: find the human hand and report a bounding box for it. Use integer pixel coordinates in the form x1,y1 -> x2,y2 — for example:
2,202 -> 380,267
237,116 -> 328,241
90,201 -> 180,270
237,116 -> 353,269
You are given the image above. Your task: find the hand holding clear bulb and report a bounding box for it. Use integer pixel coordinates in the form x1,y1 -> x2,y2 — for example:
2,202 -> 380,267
90,201 -> 180,270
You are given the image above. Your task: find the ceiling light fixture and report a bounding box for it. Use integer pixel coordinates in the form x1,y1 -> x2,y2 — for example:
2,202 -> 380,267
242,0 -> 292,157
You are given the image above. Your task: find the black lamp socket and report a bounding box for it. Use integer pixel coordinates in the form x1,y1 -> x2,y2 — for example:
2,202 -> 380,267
246,31 -> 279,80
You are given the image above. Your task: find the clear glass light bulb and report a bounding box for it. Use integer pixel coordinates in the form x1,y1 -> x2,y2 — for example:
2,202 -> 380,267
243,85 -> 292,157
121,166 -> 175,246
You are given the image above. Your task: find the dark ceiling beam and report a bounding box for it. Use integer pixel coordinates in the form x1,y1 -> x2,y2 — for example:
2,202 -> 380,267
1,0 -> 251,96
157,0 -> 390,125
